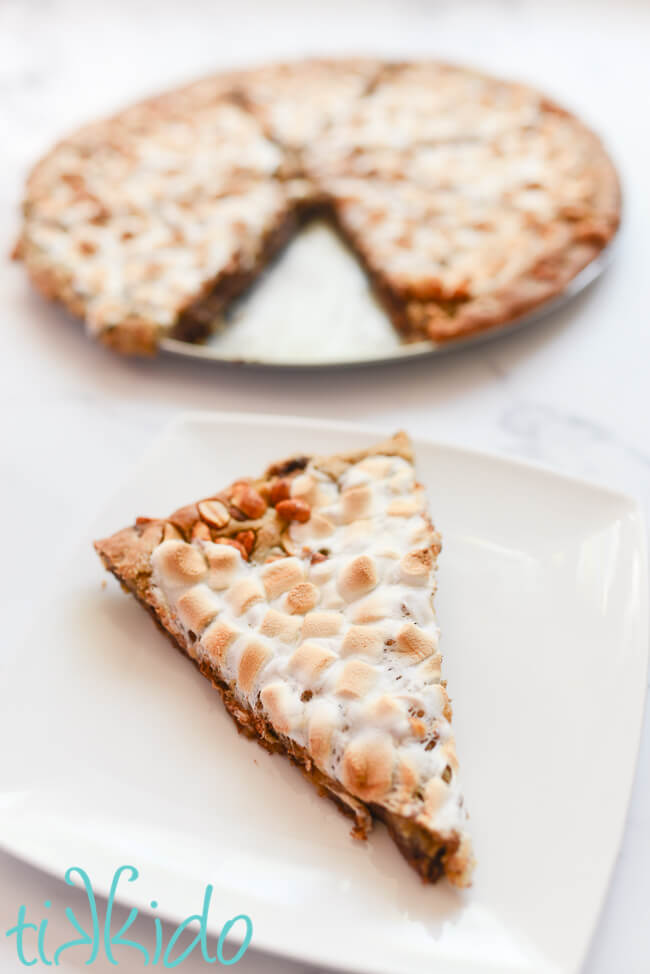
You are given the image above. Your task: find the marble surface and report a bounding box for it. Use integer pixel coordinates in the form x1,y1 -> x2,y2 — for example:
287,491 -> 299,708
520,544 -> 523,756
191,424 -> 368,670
1,0 -> 649,971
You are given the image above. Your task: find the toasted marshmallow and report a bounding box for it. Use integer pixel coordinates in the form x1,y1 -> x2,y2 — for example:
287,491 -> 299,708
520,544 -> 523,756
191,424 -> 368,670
309,558 -> 336,585
227,577 -> 265,616
426,683 -> 452,721
285,582 -> 320,615
205,543 -> 241,590
302,611 -> 343,639
409,717 -> 427,739
395,622 -> 436,661
238,639 -> 272,695
261,682 -> 296,736
399,548 -> 433,586
176,584 -> 219,635
260,608 -> 302,643
336,659 -> 378,699
308,513 -> 336,539
441,737 -> 459,772
338,555 -> 378,602
424,777 -> 449,817
341,485 -> 372,522
289,641 -> 337,686
262,557 -> 305,600
415,653 -> 442,684
290,473 -> 319,505
364,693 -> 405,726
387,495 -> 423,517
387,469 -> 414,493
341,625 -> 384,659
410,524 -> 431,548
357,456 -> 393,478
202,618 -> 239,666
308,700 -> 338,771
154,540 -> 206,586
343,518 -> 374,546
350,594 -> 387,624
319,587 -> 346,611
341,732 -> 395,802
394,754 -> 419,804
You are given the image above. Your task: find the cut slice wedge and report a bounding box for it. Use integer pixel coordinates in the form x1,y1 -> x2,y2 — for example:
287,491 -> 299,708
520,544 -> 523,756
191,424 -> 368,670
94,431 -> 474,886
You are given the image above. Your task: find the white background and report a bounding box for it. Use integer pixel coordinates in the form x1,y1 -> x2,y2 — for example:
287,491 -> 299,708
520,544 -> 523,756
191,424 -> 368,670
0,0 -> 648,971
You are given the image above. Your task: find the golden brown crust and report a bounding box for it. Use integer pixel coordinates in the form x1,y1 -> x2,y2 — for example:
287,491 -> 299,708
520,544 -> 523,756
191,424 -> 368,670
17,59 -> 620,355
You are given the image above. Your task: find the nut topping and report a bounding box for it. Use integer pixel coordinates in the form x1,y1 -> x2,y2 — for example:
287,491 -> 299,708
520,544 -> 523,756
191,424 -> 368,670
198,499 -> 230,529
215,537 -> 249,560
162,522 -> 182,541
275,498 -> 311,523
235,530 -> 256,555
230,484 -> 267,520
191,520 -> 212,542
269,478 -> 291,506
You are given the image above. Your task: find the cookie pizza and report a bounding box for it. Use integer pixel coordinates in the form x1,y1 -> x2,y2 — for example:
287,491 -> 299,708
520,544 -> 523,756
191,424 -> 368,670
16,59 -> 619,354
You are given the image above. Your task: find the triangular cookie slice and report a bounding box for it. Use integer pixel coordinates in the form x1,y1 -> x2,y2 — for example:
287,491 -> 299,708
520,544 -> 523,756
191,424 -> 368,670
95,432 -> 474,885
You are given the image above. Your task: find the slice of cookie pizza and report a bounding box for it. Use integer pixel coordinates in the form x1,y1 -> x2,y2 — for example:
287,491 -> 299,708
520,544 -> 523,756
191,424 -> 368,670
94,433 -> 474,886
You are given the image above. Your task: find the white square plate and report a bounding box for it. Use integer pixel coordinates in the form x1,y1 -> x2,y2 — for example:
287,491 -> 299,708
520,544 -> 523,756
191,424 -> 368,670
0,413 -> 647,974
